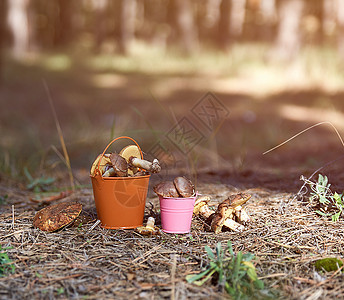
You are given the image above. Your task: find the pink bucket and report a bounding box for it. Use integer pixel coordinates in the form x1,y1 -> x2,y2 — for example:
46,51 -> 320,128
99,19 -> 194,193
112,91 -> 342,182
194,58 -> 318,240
159,194 -> 197,234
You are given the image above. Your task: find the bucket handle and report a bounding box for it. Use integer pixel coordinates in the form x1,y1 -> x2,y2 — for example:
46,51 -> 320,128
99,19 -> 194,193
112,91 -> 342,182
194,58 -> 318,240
95,136 -> 144,175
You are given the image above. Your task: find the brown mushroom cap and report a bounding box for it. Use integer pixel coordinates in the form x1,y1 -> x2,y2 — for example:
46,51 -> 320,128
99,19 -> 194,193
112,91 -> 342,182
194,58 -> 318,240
227,193 -> 251,207
173,176 -> 195,197
90,154 -> 111,176
135,225 -> 159,235
33,202 -> 82,232
110,153 -> 128,177
119,145 -> 141,175
153,181 -> 179,198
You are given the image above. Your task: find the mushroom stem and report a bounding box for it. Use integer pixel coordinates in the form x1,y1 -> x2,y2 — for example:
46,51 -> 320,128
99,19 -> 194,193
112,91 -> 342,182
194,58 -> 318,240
223,218 -> 245,232
193,196 -> 214,219
103,167 -> 116,177
146,216 -> 155,229
129,157 -> 161,173
234,206 -> 251,223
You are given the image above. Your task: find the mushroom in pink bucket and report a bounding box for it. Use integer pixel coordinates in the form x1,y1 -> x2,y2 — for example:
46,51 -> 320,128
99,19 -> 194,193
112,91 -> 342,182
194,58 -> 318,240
153,176 -> 195,198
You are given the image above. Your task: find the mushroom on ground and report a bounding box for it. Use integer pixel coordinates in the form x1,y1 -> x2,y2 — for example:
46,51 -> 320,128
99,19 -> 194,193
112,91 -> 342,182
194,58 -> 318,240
234,205 -> 251,223
173,176 -> 195,197
227,193 -> 251,207
135,217 -> 159,235
33,202 -> 82,232
193,196 -> 214,219
210,193 -> 251,234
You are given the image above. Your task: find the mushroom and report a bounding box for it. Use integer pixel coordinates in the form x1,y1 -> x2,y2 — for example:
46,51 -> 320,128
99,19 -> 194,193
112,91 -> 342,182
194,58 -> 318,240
33,202 -> 82,232
110,153 -> 128,177
234,205 -> 251,223
153,177 -> 196,198
193,196 -> 214,219
119,145 -> 141,175
135,217 -> 159,235
173,176 -> 195,197
90,154 -> 111,176
153,181 -> 179,198
227,193 -> 251,207
102,167 -> 117,177
129,157 -> 161,174
210,193 -> 251,234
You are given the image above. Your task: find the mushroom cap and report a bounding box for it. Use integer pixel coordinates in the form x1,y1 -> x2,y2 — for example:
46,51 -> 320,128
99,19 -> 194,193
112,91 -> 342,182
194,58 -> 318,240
227,193 -> 251,208
90,154 -> 111,176
135,226 -> 160,235
119,145 -> 141,175
33,202 -> 82,232
110,153 -> 128,177
173,176 -> 195,197
153,181 -> 179,198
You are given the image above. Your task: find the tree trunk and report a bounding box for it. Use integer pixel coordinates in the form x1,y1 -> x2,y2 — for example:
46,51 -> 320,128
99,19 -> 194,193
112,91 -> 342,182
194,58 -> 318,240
270,0 -> 304,61
0,0 -> 7,84
119,0 -> 137,54
54,0 -> 73,47
322,0 -> 336,37
92,0 -> 109,52
7,0 -> 30,59
260,0 -> 277,40
230,0 -> 246,37
174,0 -> 198,54
218,0 -> 231,49
337,0 -> 344,61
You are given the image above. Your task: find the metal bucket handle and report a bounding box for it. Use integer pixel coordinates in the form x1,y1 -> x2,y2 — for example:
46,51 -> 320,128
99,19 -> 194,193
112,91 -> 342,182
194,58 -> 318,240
94,136 -> 144,177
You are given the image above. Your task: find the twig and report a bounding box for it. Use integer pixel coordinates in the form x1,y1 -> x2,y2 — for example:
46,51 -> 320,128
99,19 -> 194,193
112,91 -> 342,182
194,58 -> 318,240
263,121 -> 344,155
171,254 -> 177,300
88,220 -> 101,232
11,205 -> 15,229
43,79 -> 75,191
30,191 -> 73,203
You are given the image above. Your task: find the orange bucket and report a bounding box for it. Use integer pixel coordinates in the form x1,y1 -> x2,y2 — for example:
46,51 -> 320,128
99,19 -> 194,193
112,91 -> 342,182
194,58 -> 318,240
90,136 -> 150,229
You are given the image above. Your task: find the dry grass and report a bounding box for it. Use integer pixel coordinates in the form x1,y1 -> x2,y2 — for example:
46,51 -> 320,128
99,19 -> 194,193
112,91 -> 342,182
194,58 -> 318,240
1,182 -> 344,300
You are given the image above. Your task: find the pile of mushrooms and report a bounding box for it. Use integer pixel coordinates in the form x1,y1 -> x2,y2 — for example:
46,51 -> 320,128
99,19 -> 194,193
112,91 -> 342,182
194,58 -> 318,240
194,193 -> 251,234
90,145 -> 161,177
153,176 -> 195,198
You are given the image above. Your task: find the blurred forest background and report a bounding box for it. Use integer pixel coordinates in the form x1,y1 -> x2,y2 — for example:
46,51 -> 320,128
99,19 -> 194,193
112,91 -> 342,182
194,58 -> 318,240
1,0 -> 344,190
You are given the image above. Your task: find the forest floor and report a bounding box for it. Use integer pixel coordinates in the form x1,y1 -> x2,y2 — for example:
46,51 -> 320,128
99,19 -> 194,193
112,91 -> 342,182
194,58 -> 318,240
1,46 -> 344,299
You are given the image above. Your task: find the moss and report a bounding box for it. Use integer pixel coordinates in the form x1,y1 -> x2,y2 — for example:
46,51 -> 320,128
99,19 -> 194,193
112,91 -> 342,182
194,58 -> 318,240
314,258 -> 344,272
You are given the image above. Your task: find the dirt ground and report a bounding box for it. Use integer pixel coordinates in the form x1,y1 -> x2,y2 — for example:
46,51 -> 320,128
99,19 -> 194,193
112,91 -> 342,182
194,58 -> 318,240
1,52 -> 344,299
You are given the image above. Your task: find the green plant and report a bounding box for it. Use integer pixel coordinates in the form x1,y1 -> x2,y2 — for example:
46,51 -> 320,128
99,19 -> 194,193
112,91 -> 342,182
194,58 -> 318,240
186,242 -> 266,299
56,287 -> 65,295
0,246 -> 15,276
24,167 -> 55,193
303,174 -> 344,221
